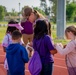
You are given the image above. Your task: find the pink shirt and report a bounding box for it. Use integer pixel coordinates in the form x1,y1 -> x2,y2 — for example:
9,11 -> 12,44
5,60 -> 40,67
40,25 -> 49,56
56,40 -> 76,67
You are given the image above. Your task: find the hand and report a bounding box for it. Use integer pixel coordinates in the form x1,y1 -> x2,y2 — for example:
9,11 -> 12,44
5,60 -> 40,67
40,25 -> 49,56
54,43 -> 63,48
63,45 -> 66,48
27,42 -> 33,47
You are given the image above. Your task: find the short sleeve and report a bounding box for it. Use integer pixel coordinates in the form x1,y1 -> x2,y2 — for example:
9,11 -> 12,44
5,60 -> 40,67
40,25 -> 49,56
45,35 -> 55,51
2,34 -> 12,47
2,35 -> 9,47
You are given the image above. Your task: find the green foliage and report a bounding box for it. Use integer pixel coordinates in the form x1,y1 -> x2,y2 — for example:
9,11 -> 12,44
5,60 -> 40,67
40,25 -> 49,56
49,0 -> 76,23
0,5 -> 5,21
51,0 -> 57,23
33,7 -> 46,16
66,2 -> 76,22
40,0 -> 51,16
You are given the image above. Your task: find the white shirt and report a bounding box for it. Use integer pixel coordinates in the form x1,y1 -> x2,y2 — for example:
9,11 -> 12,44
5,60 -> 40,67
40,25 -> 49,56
56,40 -> 76,67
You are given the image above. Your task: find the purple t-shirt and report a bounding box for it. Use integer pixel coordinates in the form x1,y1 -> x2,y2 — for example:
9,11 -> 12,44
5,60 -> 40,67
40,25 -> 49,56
33,35 -> 55,64
21,21 -> 33,34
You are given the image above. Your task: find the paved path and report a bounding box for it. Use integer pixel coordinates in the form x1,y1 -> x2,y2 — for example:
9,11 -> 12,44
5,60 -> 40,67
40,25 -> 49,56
0,44 -> 68,75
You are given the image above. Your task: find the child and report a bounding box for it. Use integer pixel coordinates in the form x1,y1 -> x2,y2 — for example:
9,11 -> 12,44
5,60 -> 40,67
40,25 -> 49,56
21,6 -> 37,57
6,30 -> 29,75
2,19 -> 23,75
33,20 -> 57,75
55,26 -> 76,75
21,6 -> 36,46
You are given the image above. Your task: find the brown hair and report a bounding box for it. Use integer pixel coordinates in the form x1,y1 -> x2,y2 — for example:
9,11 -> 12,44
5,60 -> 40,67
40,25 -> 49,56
34,10 -> 46,20
22,6 -> 33,19
65,25 -> 76,36
12,30 -> 22,40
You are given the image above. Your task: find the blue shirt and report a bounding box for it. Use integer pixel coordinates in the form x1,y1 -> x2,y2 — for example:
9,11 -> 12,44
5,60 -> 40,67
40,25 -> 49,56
6,43 -> 29,75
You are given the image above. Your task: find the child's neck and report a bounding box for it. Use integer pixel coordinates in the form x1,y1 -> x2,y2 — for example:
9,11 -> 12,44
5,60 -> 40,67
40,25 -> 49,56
71,36 -> 76,40
12,40 -> 19,44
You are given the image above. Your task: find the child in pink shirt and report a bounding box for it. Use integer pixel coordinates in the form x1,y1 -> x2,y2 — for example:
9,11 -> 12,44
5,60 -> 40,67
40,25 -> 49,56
55,26 -> 76,75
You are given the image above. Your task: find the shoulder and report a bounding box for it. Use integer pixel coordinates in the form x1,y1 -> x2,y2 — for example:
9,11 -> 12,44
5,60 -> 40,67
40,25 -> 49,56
44,35 -> 52,41
2,33 -> 11,42
67,40 -> 76,47
19,44 -> 26,50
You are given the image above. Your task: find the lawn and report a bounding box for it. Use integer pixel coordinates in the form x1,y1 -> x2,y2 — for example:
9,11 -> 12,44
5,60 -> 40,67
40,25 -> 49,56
0,21 -> 8,24
0,25 -> 68,45
0,27 -> 7,43
1,21 -> 75,44
51,26 -> 68,45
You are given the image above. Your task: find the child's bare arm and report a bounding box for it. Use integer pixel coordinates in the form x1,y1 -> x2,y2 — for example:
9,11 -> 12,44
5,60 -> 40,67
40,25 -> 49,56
50,49 -> 57,55
3,47 -> 6,52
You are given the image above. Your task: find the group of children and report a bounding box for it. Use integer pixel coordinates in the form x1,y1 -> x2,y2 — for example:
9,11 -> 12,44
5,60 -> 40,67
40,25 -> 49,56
2,20 -> 29,75
2,6 -> 76,75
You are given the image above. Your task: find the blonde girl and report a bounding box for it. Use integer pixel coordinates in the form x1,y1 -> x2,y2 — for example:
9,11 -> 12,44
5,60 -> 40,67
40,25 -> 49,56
55,26 -> 76,75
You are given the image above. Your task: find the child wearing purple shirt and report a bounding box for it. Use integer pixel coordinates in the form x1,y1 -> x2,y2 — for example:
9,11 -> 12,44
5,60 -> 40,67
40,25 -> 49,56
33,20 -> 57,75
21,6 -> 36,46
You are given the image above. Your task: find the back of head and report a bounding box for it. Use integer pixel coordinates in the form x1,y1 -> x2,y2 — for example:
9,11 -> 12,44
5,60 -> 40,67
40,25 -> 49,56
48,22 -> 51,36
65,25 -> 76,36
6,19 -> 19,33
8,19 -> 18,24
34,20 -> 48,39
22,6 -> 33,20
12,30 -> 22,40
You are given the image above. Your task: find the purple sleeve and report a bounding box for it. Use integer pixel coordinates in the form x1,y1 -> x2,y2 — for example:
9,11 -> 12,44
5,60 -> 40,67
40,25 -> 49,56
45,35 -> 55,51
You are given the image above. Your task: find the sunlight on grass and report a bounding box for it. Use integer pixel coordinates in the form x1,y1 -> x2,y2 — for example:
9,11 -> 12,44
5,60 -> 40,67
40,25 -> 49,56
0,27 -> 7,43
0,24 -> 72,44
0,21 -> 8,24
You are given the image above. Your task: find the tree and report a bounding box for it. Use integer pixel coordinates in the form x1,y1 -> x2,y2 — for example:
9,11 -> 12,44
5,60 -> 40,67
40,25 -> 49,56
66,2 -> 76,21
40,0 -> 51,16
49,0 -> 76,22
33,7 -> 46,16
11,8 -> 18,16
2,6 -> 7,16
49,0 -> 57,23
0,5 -> 5,21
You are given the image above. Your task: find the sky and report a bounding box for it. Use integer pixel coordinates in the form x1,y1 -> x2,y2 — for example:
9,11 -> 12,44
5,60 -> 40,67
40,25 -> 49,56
0,0 -> 40,12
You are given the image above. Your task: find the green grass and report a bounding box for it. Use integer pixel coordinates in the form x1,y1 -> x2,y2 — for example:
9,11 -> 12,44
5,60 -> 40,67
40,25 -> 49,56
51,26 -> 68,45
66,22 -> 76,26
0,25 -> 70,44
0,27 -> 7,43
0,21 -> 8,24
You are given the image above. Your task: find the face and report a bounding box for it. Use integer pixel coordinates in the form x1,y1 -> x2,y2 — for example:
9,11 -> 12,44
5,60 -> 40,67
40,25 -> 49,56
65,31 -> 72,39
28,12 -> 36,23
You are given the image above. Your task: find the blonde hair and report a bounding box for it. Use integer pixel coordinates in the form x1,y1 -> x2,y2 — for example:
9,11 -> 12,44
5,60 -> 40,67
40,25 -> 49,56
65,25 -> 76,36
34,10 -> 46,20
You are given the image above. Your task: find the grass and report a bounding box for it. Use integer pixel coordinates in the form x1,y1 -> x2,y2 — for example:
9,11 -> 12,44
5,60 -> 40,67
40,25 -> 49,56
51,28 -> 68,45
0,26 -> 68,45
0,27 -> 7,43
66,22 -> 76,26
1,22 -> 74,44
0,21 -> 8,24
